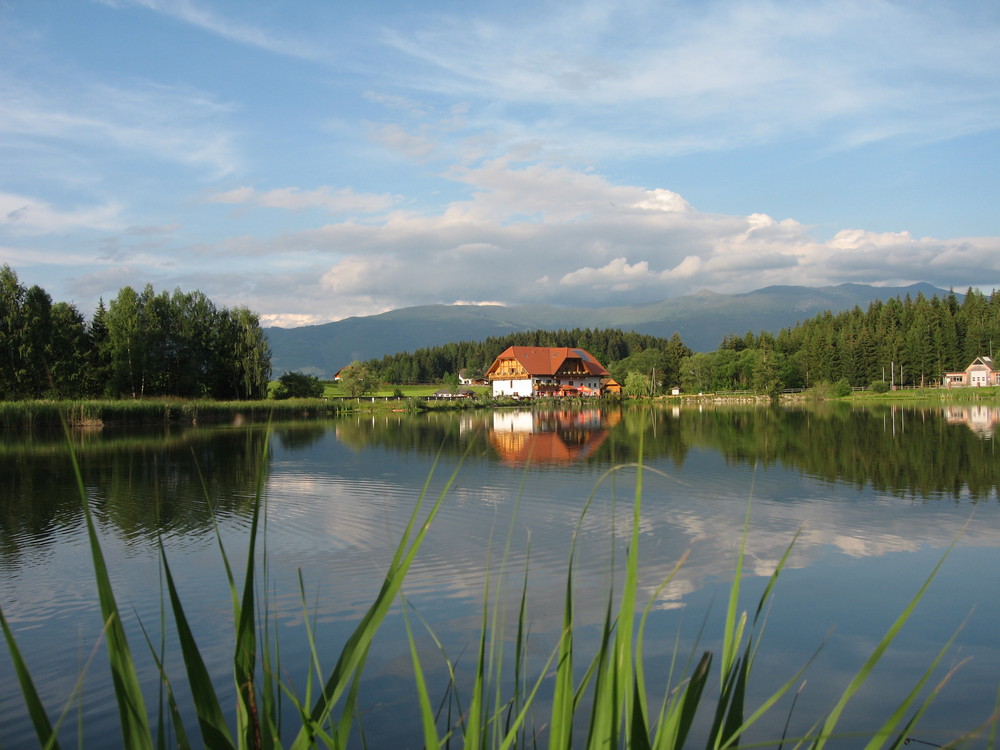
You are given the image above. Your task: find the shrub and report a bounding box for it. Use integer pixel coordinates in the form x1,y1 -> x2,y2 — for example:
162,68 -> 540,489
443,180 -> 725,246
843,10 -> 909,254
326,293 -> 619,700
833,378 -> 852,397
272,371 -> 325,399
870,379 -> 890,393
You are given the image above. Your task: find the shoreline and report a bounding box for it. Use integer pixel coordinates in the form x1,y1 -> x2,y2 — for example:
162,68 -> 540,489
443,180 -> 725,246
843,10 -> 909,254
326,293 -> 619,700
0,386 -> 996,429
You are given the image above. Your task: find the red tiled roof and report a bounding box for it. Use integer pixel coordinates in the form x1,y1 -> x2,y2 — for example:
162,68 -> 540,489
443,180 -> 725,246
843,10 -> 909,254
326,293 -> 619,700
487,346 -> 609,377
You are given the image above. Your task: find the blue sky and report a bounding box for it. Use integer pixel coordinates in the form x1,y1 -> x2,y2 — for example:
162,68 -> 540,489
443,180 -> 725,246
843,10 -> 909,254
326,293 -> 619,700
2,0 -> 999,326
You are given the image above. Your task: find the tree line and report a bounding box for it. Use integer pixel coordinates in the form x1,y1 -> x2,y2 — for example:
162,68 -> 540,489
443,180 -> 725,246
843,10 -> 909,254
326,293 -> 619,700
680,287 -> 1000,394
0,265 -> 271,400
360,287 -> 999,395
361,328 -> 693,392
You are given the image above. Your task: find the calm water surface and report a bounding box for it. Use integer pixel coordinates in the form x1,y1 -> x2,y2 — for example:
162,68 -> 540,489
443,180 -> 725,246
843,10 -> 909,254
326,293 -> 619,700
1,403 -> 998,748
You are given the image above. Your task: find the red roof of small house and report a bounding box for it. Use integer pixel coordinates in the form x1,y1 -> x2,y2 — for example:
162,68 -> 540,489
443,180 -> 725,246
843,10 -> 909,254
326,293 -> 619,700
486,346 -> 610,378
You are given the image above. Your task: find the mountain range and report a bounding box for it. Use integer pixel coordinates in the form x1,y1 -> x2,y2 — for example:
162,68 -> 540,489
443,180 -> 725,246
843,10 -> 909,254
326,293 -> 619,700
265,282 -> 952,376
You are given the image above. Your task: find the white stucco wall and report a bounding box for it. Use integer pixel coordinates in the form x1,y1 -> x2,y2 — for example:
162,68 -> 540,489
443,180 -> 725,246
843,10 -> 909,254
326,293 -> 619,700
492,379 -> 533,397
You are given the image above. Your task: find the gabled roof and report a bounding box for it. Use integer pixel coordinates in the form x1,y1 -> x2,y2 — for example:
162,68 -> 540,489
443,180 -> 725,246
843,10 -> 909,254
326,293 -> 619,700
971,356 -> 996,370
487,346 -> 609,377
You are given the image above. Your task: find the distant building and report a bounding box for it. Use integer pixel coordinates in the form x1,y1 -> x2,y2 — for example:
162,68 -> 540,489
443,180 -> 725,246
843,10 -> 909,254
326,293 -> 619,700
458,369 -> 487,386
943,356 -> 1000,387
486,346 -> 610,398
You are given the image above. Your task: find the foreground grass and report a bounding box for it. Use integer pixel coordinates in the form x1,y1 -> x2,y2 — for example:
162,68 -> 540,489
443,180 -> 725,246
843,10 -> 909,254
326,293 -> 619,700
1,424 -> 995,748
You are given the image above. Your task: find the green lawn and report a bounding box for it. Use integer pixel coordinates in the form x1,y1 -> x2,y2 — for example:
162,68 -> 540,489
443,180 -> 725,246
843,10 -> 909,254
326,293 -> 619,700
321,381 -> 492,398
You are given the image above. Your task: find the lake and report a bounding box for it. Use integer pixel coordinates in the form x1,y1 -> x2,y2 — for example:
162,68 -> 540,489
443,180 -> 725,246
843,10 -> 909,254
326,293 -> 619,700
1,402 -> 998,748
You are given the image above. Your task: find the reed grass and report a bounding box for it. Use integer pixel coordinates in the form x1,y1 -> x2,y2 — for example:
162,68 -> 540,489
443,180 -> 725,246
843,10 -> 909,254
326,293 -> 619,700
0,422 -> 996,748
0,398 -> 352,429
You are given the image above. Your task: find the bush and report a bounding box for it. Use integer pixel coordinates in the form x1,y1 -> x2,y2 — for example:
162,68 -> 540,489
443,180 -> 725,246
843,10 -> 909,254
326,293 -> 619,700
272,371 -> 325,399
832,378 -> 852,397
869,379 -> 890,393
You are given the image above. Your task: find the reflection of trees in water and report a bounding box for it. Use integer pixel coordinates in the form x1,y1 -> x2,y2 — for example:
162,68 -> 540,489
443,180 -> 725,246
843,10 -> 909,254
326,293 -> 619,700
273,425 -> 327,450
334,411 -> 493,455
4,403 -> 992,568
677,403 -> 998,500
0,428 -> 270,568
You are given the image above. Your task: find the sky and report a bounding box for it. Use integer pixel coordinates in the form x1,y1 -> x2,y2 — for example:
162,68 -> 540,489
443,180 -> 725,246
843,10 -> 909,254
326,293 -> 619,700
2,0 -> 999,327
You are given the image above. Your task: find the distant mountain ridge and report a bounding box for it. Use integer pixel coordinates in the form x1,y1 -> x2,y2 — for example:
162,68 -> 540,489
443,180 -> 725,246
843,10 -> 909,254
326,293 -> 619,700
265,282 -> 952,376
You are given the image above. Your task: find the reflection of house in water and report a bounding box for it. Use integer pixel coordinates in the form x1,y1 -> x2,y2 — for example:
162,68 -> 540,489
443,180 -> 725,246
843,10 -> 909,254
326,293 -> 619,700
489,409 -> 621,465
943,405 -> 1000,438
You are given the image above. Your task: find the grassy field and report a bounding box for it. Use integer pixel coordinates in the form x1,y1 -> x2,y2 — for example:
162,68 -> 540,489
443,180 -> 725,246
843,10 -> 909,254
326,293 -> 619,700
319,381 -> 492,398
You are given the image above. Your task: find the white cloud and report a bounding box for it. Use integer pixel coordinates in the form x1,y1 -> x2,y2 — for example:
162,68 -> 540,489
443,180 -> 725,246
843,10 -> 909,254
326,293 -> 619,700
259,313 -> 326,328
192,160 -> 997,322
0,73 -> 239,179
366,123 -> 438,160
96,0 -> 333,64
380,0 -> 1000,156
0,193 -> 122,234
209,186 -> 398,215
560,257 -> 653,290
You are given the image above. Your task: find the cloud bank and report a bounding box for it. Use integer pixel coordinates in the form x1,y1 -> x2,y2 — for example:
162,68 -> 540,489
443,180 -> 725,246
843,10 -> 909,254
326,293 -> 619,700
194,160 -> 1000,325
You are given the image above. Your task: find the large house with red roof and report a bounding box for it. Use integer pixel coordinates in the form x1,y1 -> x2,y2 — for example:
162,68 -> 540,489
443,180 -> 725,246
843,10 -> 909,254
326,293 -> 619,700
486,346 -> 611,398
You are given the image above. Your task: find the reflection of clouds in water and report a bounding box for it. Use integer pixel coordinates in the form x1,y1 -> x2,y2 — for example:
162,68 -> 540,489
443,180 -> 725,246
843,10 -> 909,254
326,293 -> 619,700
260,428 -> 999,637
640,577 -> 696,612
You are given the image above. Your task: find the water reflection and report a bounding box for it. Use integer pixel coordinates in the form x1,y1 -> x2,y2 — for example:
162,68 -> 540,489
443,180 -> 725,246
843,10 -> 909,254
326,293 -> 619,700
943,404 -> 1000,438
2,405 -> 1000,748
489,408 -> 619,465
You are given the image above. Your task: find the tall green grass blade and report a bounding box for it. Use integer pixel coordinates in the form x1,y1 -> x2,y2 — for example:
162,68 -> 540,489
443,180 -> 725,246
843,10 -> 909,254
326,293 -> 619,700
505,537 -> 531,743
615,432 -> 644,748
135,615 -> 194,750
810,535 -> 960,750
712,530 -> 806,749
403,605 -> 443,750
721,485 -> 754,687
496,638 -> 562,750
630,676 -> 652,750
0,605 -> 62,749
463,568 -> 489,750
160,551 -> 236,749
64,420 -> 154,750
234,427 -> 274,750
290,443 -> 471,748
657,650 -> 712,750
886,658 -> 967,750
549,612 -> 576,750
548,565 -> 576,750
401,596 -> 466,740
632,548 -> 696,750
584,583 -> 619,749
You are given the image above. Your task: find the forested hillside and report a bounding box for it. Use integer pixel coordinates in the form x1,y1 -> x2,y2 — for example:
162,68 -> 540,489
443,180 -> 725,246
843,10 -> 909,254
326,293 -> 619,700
680,287 -> 1000,393
264,282 -> 950,374
0,265 -> 271,400
363,328 -> 692,387
361,287 -> 1000,395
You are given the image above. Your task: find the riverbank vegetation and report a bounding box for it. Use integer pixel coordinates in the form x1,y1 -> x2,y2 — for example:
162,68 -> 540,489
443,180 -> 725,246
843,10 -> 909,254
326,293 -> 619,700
0,397 -> 349,429
1,429 -> 988,748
